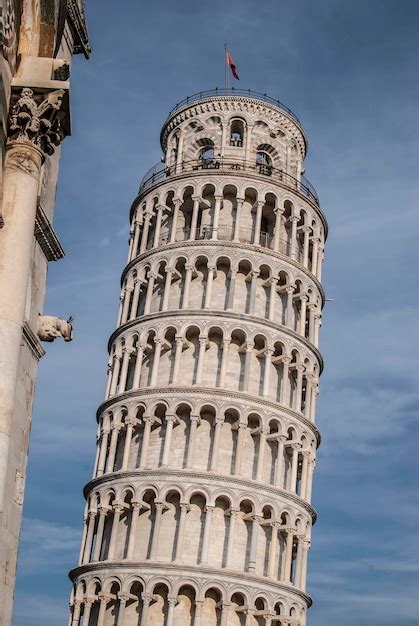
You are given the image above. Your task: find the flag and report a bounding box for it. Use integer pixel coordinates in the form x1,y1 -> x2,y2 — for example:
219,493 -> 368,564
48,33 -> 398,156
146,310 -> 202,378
226,51 -> 240,80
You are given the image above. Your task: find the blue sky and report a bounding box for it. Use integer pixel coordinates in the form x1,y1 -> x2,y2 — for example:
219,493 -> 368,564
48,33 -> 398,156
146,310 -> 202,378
13,1 -> 419,624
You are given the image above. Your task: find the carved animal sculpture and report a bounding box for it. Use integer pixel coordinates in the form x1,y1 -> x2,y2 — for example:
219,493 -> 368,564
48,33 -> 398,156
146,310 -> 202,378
37,315 -> 73,342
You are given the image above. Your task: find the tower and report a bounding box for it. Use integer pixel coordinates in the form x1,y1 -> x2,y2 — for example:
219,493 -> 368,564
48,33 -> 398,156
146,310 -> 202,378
69,88 -> 326,626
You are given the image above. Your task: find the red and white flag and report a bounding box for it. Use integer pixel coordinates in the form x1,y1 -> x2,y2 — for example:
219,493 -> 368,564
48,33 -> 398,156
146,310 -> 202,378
226,51 -> 240,80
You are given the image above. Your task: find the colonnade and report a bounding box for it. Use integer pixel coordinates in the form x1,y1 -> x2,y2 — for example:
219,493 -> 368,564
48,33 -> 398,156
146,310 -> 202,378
70,579 -> 305,626
117,257 -> 322,346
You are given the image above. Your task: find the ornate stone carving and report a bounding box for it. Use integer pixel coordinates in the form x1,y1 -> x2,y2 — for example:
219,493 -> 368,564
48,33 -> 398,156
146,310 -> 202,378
8,87 -> 68,156
37,315 -> 73,343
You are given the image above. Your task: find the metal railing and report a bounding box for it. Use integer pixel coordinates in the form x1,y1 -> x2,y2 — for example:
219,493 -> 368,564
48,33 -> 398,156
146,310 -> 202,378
139,157 -> 319,205
164,88 -> 301,125
145,226 -> 304,263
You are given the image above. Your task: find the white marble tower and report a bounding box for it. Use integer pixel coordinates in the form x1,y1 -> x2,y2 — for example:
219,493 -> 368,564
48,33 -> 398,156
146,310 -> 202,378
69,89 -> 327,626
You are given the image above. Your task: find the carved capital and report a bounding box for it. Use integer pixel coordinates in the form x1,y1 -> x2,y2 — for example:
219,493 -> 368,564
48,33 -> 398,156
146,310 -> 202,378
8,87 -> 69,157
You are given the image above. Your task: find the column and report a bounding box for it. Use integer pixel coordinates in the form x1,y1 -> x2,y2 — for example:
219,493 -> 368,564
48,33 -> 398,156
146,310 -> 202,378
174,503 -> 189,561
171,336 -> 184,385
170,198 -> 182,242
306,459 -> 316,502
273,208 -> 284,253
97,596 -> 107,626
290,444 -> 301,494
294,365 -> 304,412
274,436 -> 287,488
139,596 -> 152,626
221,605 -> 231,626
311,384 -> 319,424
143,271 -> 156,315
96,429 -> 110,477
225,510 -> 238,568
300,539 -> 311,591
153,205 -> 164,247
71,601 -> 82,626
195,337 -> 207,385
242,344 -> 253,392
139,211 -> 152,253
268,279 -> 278,321
82,511 -> 96,564
122,419 -> 134,471
282,530 -> 294,583
161,415 -> 176,466
176,132 -> 184,170
129,279 -> 142,321
253,200 -> 264,245
308,304 -> 316,342
302,226 -> 311,268
150,339 -> 162,386
299,295 -> 308,336
317,243 -> 325,281
268,522 -> 278,578
92,434 -> 101,477
256,429 -> 266,481
314,314 -> 321,348
249,271 -> 259,314
218,338 -> 231,388
150,502 -> 164,558
109,355 -> 122,397
130,219 -> 141,261
116,595 -> 128,626
121,286 -> 133,323
280,357 -> 290,405
105,426 -> 120,474
211,195 -> 223,240
105,361 -> 113,397
0,103 -> 58,509
108,504 -> 124,560
204,264 -> 215,308
248,516 -> 260,572
244,123 -> 253,161
166,598 -> 177,626
194,601 -> 204,626
311,237 -> 320,276
132,344 -> 145,388
210,417 -> 224,471
289,216 -> 299,260
285,286 -> 295,327
127,502 -> 141,559
182,264 -> 194,308
118,347 -> 133,393
201,506 -> 214,563
82,600 -> 93,626
162,267 -> 173,311
226,267 -> 237,310
139,416 -> 153,469
233,422 -> 246,476
262,349 -> 273,397
304,376 -> 314,419
186,415 -> 199,468
92,507 -> 108,561
220,122 -> 228,156
233,197 -> 244,240
294,537 -> 304,587
300,452 -> 310,500
190,196 -> 200,239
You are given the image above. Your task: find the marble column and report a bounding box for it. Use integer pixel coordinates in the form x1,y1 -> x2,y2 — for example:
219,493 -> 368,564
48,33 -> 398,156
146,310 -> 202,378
170,199 -> 182,243
233,197 -> 244,241
253,200 -> 264,245
161,415 -> 176,466
201,505 -> 214,564
211,195 -> 223,240
225,510 -> 238,567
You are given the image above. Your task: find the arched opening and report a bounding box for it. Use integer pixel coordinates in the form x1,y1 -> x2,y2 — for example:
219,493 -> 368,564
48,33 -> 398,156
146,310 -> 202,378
229,118 -> 245,147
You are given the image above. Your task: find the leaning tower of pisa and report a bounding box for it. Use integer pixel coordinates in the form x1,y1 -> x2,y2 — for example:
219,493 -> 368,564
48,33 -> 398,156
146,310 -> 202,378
69,89 -> 327,626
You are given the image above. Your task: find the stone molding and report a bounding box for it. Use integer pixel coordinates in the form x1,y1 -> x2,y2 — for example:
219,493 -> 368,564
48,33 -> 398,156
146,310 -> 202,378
83,468 -> 317,522
122,239 -> 326,301
69,560 -> 312,607
34,205 -> 65,261
22,320 -> 46,361
97,386 -> 320,444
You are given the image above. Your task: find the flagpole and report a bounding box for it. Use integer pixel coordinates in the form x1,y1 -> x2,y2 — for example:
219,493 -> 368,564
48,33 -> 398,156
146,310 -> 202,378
224,43 -> 229,91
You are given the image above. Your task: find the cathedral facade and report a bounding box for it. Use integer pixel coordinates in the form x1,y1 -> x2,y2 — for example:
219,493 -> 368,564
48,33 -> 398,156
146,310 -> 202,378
69,89 -> 327,626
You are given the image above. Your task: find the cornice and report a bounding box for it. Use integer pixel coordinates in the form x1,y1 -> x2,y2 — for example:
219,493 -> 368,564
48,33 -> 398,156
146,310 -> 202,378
34,205 -> 65,261
83,467 -> 317,522
108,309 -> 324,372
69,560 -> 312,607
96,386 -> 321,446
121,239 -> 326,303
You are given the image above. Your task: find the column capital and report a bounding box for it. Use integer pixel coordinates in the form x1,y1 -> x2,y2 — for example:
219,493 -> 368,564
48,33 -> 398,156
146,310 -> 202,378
168,597 -> 178,607
8,87 -> 69,158
286,285 -> 295,294
118,593 -> 130,603
98,506 -> 110,516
